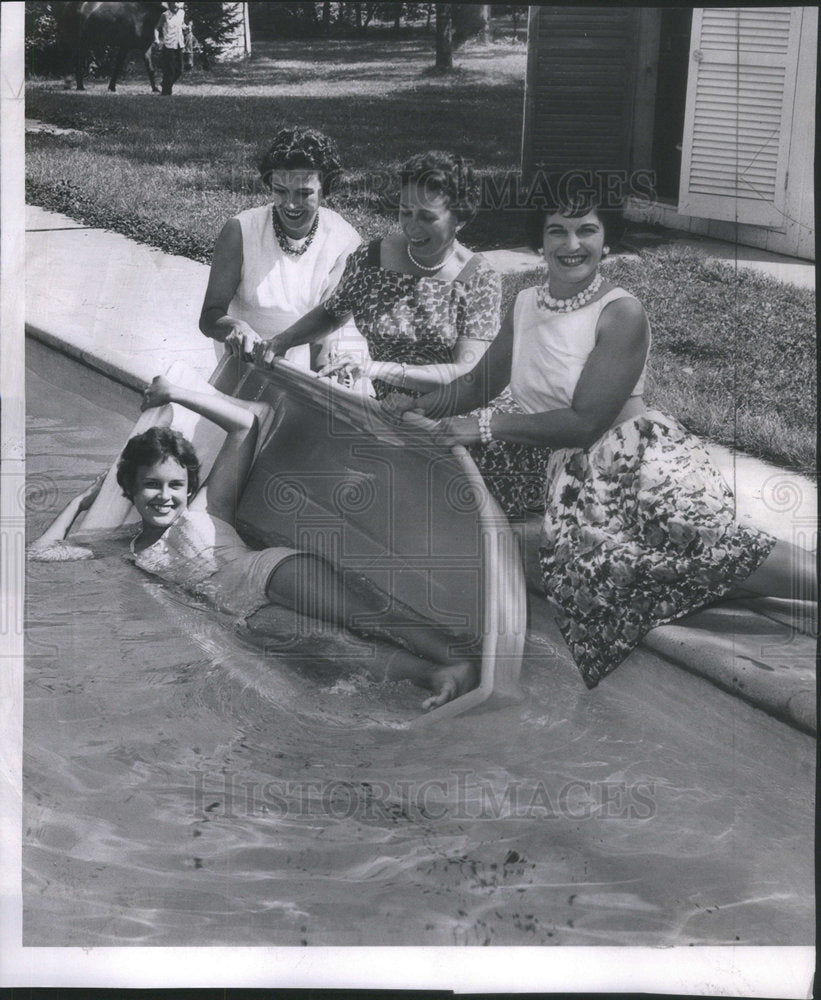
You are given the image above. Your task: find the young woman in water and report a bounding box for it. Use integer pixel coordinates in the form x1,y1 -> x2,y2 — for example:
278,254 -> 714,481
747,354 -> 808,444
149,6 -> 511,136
28,375 -> 475,710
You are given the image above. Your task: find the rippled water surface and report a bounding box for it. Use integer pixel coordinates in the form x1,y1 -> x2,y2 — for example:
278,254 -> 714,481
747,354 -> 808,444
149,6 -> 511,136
24,342 -> 815,946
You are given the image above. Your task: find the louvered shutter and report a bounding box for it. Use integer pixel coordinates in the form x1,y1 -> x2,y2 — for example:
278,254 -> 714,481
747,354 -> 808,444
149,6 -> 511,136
521,7 -> 639,178
678,7 -> 802,227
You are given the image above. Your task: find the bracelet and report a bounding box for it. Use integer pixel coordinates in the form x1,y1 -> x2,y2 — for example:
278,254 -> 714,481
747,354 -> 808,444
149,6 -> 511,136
478,407 -> 493,445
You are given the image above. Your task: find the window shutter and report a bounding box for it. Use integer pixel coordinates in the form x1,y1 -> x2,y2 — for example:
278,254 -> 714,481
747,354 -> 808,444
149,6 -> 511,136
678,7 -> 801,227
521,7 -> 639,178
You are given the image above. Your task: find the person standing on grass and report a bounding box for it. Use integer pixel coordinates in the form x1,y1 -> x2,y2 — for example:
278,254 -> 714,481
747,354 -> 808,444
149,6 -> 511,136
155,0 -> 186,96
200,126 -> 363,372
382,183 -> 816,689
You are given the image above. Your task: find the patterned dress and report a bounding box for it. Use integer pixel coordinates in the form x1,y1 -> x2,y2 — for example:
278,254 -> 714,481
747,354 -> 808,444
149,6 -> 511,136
508,284 -> 776,687
324,241 -> 549,517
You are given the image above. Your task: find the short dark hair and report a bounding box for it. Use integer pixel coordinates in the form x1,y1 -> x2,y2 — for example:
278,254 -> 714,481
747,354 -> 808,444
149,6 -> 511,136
525,173 -> 627,251
116,426 -> 200,500
258,126 -> 343,195
399,150 -> 481,224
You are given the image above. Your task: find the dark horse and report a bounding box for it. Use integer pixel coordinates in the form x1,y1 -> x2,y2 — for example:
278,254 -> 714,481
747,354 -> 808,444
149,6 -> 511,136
55,2 -> 166,92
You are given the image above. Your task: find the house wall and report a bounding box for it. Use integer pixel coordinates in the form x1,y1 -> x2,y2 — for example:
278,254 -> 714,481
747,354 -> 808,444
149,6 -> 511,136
522,7 -> 815,260
627,6 -> 815,261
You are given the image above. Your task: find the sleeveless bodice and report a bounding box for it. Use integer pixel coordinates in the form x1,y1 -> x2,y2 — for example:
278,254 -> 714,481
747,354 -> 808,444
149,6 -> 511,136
228,204 -> 361,368
510,286 -> 649,414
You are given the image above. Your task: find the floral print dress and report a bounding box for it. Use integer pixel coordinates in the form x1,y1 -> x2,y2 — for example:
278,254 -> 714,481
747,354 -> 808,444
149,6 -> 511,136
507,284 -> 777,687
324,241 -> 549,517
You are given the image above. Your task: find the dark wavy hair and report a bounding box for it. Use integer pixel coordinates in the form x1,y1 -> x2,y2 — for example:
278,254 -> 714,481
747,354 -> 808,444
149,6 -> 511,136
399,151 -> 481,224
525,173 -> 627,251
116,426 -> 200,501
258,126 -> 343,195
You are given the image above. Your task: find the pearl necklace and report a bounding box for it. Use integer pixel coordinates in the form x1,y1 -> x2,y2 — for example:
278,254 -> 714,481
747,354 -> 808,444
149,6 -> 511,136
406,242 -> 456,274
271,206 -> 319,257
536,273 -> 603,312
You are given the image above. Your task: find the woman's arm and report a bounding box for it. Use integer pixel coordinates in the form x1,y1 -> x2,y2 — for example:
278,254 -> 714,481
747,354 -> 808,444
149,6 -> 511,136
28,475 -> 105,551
255,303 -> 344,367
434,297 -> 649,450
318,336 -> 493,392
142,376 -> 264,521
386,306 -> 516,420
199,218 -> 262,359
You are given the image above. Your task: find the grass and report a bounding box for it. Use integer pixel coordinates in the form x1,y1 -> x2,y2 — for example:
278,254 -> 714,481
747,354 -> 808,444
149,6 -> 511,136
25,38 -> 816,474
500,253 -> 816,472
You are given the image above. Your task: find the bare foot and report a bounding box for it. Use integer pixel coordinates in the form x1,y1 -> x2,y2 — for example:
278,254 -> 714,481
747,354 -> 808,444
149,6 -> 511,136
422,661 -> 478,711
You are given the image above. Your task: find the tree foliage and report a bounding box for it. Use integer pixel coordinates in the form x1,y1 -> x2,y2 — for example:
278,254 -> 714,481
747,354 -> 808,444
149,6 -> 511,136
185,1 -> 246,60
25,1 -> 244,78
248,2 -> 439,38
451,3 -> 488,49
25,1 -> 65,76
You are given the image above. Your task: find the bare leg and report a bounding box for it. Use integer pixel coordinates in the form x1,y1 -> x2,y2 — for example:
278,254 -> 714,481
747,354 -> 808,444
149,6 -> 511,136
740,540 -> 816,600
265,555 -> 477,709
736,539 -> 817,633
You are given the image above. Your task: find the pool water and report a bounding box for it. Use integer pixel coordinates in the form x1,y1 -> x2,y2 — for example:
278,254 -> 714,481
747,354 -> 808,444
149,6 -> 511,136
23,340 -> 815,946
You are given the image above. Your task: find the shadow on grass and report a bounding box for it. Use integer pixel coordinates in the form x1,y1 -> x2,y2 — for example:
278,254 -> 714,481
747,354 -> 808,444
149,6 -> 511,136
247,37 -> 436,64
26,88 -> 525,170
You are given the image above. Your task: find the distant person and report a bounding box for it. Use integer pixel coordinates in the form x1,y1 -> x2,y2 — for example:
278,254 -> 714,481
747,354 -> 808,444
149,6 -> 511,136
200,126 -> 363,372
254,150 -> 548,517
28,375 -> 477,711
155,0 -> 186,96
183,20 -> 201,71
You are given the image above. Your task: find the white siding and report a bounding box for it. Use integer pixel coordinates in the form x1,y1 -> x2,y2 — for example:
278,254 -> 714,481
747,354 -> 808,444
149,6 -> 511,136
678,7 -> 801,228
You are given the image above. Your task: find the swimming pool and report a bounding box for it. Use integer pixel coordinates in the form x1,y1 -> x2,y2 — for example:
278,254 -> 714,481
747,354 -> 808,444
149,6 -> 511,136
24,338 -> 815,946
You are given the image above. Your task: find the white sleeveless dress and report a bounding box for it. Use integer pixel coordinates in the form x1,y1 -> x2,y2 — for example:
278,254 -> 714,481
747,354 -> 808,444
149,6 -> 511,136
509,285 -> 775,688
228,204 -> 362,369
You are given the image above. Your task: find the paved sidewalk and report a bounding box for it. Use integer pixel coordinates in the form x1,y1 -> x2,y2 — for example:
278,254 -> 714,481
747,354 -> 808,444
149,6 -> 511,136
26,205 -> 221,388
26,204 -> 817,546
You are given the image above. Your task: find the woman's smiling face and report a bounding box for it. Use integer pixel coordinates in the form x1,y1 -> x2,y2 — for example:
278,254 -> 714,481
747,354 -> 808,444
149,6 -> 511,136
131,457 -> 190,533
542,210 -> 606,294
399,182 -> 461,265
269,170 -> 323,239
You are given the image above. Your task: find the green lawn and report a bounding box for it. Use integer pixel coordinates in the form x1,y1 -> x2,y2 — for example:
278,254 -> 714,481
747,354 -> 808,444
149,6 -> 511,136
26,37 -> 816,473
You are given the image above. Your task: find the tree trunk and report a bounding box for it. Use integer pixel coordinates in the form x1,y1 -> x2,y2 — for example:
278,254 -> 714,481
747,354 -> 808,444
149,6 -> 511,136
478,4 -> 490,43
393,2 -> 402,32
425,3 -> 433,33
435,3 -> 453,70
322,1 -> 331,32
301,1 -> 318,29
